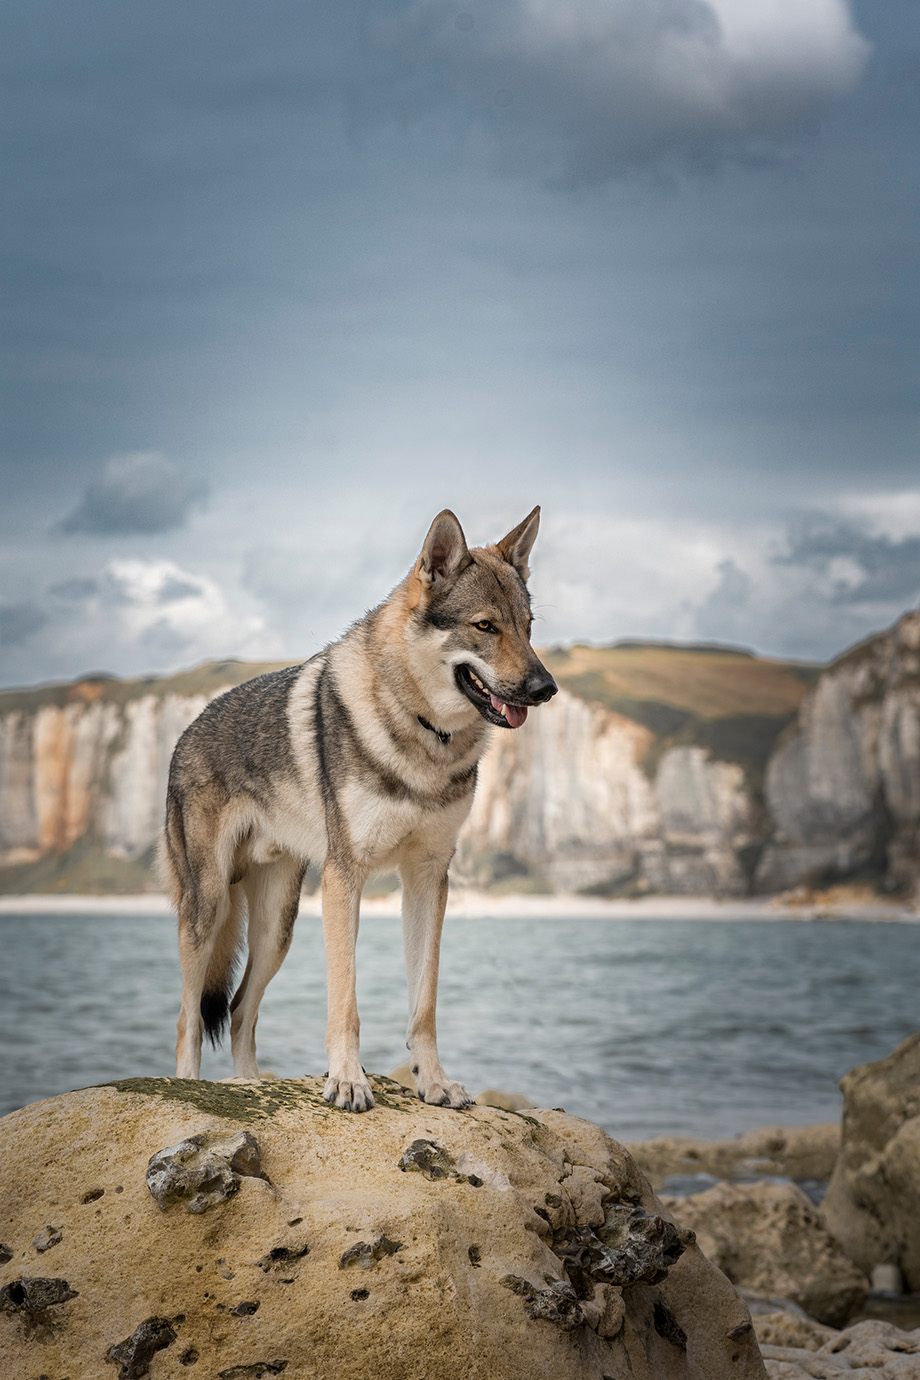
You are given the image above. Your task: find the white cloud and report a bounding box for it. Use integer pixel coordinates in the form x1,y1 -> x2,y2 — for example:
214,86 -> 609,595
533,510 -> 729,643
1,558 -> 279,687
529,500 -> 920,663
7,487 -> 920,689
371,0 -> 870,179
100,559 -> 269,658
836,489 -> 920,544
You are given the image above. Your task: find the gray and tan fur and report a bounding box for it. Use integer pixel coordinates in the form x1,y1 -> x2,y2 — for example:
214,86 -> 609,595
161,507 -> 557,1112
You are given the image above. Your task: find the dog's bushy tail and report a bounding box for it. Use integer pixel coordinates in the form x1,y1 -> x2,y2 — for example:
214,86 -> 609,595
160,798 -> 243,1051
195,906 -> 244,1048
201,986 -> 232,1047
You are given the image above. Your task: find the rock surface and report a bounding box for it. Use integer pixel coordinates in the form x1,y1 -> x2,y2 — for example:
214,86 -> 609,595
757,607 -> 920,895
760,1319 -> 920,1378
742,1292 -> 838,1353
0,1075 -> 767,1379
823,1034 -> 920,1290
663,1180 -> 868,1328
628,1123 -> 840,1191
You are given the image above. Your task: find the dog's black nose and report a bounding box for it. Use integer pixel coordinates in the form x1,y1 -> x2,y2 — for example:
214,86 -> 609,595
525,670 -> 557,704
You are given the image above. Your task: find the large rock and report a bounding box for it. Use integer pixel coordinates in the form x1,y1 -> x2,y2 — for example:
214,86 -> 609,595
823,1034 -> 920,1290
664,1181 -> 868,1328
760,1319 -> 920,1378
628,1124 -> 840,1191
0,1076 -> 766,1379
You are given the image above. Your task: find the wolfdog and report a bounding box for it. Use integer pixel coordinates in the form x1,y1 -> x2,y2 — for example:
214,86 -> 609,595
161,507 -> 557,1111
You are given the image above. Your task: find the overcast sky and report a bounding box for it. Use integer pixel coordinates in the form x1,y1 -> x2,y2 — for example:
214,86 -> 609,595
1,0 -> 918,688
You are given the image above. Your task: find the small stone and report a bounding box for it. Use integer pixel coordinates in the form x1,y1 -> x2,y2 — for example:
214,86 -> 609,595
0,1276 -> 78,1314
500,1274 -> 585,1330
256,1244 -> 309,1272
217,1364 -> 288,1379
397,1139 -> 456,1180
105,1315 -> 178,1380
82,1188 -> 105,1204
339,1236 -> 403,1269
32,1226 -> 63,1253
870,1263 -> 903,1296
0,1245 -> 13,1265
594,1204 -> 687,1286
653,1298 -> 688,1350
146,1132 -> 269,1214
230,1300 -> 260,1316
501,1274 -> 535,1298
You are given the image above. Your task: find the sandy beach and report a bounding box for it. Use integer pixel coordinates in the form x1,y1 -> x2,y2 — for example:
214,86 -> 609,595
1,888 -> 917,921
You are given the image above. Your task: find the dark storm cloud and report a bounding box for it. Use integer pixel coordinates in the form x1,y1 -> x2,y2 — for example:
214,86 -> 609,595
777,514 -> 920,606
0,1 -> 916,689
367,0 -> 870,182
58,453 -> 207,536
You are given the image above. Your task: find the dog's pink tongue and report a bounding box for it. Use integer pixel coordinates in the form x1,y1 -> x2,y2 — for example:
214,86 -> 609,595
489,693 -> 528,728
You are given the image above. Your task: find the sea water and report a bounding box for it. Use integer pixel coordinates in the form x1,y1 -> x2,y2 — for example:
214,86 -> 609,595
1,910 -> 917,1140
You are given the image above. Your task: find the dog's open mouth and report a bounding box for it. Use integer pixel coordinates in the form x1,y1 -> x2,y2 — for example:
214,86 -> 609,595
456,665 -> 528,729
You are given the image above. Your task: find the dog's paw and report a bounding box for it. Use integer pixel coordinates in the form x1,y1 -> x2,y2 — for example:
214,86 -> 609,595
417,1078 -> 472,1110
323,1075 -> 375,1113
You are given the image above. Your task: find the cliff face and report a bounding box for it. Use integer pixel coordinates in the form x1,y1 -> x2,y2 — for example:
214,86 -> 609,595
756,608 -> 920,894
0,619 -> 917,897
0,662 -> 284,892
461,689 -> 759,896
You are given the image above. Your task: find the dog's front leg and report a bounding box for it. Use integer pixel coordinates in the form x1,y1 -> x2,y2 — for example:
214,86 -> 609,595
400,854 -> 471,1109
322,856 -> 374,1112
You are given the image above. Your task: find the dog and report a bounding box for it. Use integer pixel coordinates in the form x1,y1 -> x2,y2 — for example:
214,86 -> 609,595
161,507 -> 557,1111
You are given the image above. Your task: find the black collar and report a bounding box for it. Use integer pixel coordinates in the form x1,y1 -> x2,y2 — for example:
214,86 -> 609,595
418,715 -> 451,745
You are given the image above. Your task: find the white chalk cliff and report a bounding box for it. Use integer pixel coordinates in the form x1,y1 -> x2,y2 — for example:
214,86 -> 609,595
1,613 -> 919,897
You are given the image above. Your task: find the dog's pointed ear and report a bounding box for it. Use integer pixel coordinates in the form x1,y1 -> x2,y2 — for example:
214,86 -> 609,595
495,506 -> 541,581
417,509 -> 472,586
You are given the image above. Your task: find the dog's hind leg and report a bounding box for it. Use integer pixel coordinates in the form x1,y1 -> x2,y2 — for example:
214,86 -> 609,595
230,855 -> 305,1079
399,848 -> 471,1109
321,856 -> 374,1112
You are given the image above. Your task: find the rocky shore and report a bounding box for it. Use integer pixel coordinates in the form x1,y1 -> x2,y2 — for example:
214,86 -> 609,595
3,1036 -> 920,1377
627,1035 -> 920,1377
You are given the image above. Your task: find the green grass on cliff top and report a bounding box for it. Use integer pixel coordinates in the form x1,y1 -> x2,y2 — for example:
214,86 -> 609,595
0,642 -> 818,721
0,659 -> 295,714
542,641 -> 818,721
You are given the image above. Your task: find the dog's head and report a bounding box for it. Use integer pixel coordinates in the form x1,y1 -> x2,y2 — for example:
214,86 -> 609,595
406,507 -> 557,730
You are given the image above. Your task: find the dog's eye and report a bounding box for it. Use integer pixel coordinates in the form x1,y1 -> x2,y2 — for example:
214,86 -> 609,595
474,620 -> 497,634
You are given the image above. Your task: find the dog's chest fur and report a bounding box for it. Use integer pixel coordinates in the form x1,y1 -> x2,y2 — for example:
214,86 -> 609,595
274,642 -> 486,872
